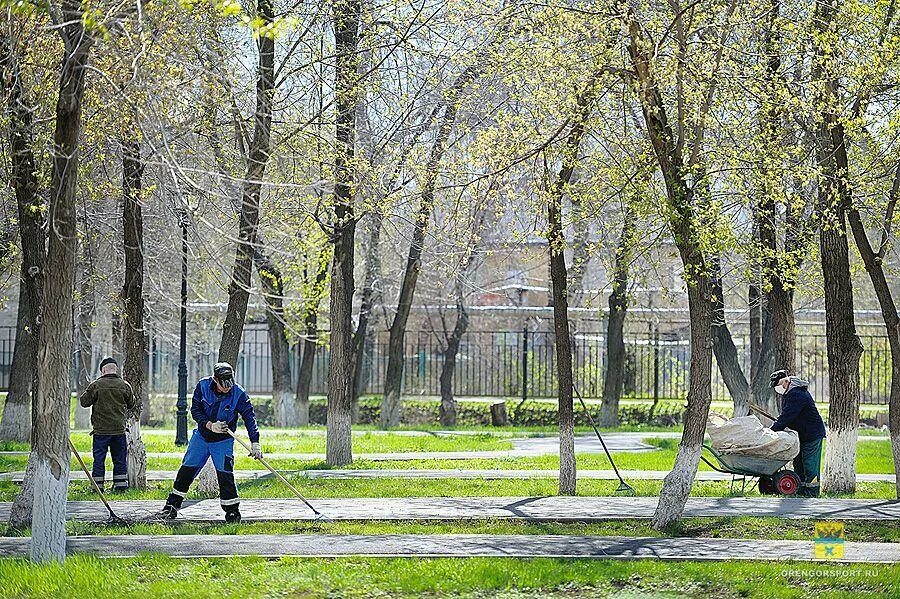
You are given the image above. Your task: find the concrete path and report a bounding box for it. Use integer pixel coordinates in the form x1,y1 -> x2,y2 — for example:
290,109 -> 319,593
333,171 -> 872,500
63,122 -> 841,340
0,533 -> 895,562
2,496 -> 897,523
2,468 -> 893,484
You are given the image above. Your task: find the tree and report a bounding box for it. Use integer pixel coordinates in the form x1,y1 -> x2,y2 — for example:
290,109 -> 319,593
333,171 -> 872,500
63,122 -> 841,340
380,64 -> 484,427
121,135 -> 148,489
74,232 -> 95,430
351,210 -> 382,412
0,27 -> 45,443
832,0 -> 899,495
848,169 -> 900,497
217,0 -> 275,367
599,203 -> 636,427
296,249 -> 329,425
544,68 -> 609,495
625,1 -> 738,529
811,0 -> 863,495
257,245 -> 296,426
30,0 -> 93,561
326,0 -> 361,465
436,200 -> 489,426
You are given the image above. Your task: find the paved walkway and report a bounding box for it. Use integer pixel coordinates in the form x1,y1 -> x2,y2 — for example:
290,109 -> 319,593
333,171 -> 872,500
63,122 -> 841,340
2,496 -> 896,523
0,533 -> 895,562
2,468 -> 893,484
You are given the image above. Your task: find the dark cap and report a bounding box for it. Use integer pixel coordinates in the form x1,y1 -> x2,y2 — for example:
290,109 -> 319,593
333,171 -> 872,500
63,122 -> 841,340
99,356 -> 118,370
770,369 -> 788,388
213,362 -> 234,389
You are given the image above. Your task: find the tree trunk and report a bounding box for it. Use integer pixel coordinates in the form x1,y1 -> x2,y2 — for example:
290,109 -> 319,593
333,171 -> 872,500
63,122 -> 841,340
548,182 -> 576,496
439,294 -> 468,427
0,30 -> 45,444
812,0 -> 863,495
599,211 -> 635,427
352,210 -> 383,412
381,66 -> 481,428
568,195 -> 590,306
544,67 -> 606,495
257,249 -> 296,426
820,209 -> 863,494
710,257 -> 751,417
8,451 -> 38,530
30,21 -> 90,561
653,255 -> 715,529
296,317 -> 317,426
1,283 -> 35,442
217,0 -> 275,366
848,203 -> 900,498
74,242 -> 94,430
121,136 -> 148,488
627,11 -> 717,529
326,0 -> 361,466
749,282 -> 762,381
196,459 -> 219,497
296,251 -> 329,425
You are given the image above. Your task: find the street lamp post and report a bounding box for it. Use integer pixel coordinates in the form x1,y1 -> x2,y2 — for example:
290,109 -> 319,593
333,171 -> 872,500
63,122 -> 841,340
175,211 -> 189,446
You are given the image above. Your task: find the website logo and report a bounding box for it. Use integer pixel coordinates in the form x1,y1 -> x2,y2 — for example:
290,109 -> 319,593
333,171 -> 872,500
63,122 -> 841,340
814,522 -> 845,560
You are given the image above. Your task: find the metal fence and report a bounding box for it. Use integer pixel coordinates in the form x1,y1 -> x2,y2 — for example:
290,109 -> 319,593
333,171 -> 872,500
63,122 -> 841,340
0,325 -> 892,404
148,326 -> 892,404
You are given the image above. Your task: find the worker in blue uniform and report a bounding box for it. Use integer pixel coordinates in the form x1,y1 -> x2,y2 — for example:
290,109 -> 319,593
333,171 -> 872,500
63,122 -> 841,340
159,362 -> 262,522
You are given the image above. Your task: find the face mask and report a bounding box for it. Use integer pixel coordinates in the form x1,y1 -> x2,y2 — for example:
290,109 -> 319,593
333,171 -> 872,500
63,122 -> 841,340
774,384 -> 787,395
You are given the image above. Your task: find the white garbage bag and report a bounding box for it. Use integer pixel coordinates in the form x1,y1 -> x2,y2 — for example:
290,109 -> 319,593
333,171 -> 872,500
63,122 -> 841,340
707,413 -> 799,461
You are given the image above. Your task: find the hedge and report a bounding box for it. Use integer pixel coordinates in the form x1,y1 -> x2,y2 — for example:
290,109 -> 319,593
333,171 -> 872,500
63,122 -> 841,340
243,397 -> 686,428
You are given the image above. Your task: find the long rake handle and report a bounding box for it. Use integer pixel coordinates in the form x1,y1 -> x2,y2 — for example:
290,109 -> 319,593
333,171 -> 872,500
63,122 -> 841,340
226,429 -> 322,516
68,437 -> 116,518
749,403 -> 777,422
571,383 -> 630,488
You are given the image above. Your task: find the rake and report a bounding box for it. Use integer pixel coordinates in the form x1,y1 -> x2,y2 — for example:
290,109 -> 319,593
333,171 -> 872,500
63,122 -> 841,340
227,429 -> 328,521
571,383 -> 636,495
68,437 -> 130,526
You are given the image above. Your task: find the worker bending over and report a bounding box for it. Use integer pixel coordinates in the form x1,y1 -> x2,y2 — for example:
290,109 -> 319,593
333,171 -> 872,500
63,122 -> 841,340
770,369 -> 826,497
160,362 -> 262,522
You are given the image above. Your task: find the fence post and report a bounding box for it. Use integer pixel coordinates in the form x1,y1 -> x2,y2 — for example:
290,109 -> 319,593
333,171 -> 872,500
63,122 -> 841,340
521,325 -> 528,404
653,327 -> 660,403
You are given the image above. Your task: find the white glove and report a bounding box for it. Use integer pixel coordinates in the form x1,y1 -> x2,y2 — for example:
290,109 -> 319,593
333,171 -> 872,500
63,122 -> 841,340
206,420 -> 228,434
249,442 -> 263,460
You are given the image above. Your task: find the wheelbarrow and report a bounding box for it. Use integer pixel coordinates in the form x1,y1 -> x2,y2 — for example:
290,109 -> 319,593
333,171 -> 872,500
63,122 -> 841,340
700,444 -> 800,496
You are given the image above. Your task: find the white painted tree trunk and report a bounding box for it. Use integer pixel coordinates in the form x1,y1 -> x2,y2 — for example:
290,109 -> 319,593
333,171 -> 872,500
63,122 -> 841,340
8,452 -> 37,529
125,417 -> 146,489
822,426 -> 857,494
30,457 -> 69,562
276,389 -> 298,427
74,404 -> 91,430
652,443 -> 701,530
891,431 -> 900,499
196,459 -> 219,497
558,423 -> 576,495
0,400 -> 31,442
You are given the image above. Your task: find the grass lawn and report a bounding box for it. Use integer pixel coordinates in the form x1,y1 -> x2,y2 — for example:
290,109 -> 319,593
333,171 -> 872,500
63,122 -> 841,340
0,430 -> 514,455
1,555 -> 897,598
1,434 -> 895,474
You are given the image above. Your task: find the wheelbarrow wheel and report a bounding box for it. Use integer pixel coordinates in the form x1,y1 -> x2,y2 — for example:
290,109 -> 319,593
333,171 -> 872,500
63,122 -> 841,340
774,470 -> 801,496
759,476 -> 776,495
